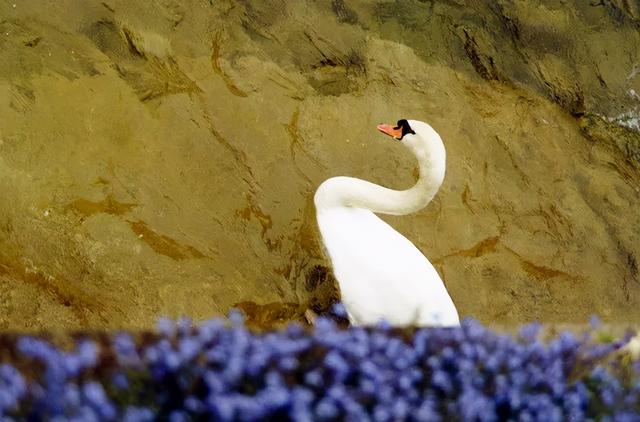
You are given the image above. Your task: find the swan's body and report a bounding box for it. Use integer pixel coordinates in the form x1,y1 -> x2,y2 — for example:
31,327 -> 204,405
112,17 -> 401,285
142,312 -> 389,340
314,119 -> 459,327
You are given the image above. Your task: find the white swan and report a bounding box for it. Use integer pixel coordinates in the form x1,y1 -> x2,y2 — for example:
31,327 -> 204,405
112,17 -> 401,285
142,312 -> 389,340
314,119 -> 460,327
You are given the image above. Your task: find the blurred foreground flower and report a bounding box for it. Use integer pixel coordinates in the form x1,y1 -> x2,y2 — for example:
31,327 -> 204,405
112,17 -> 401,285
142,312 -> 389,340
0,308 -> 638,420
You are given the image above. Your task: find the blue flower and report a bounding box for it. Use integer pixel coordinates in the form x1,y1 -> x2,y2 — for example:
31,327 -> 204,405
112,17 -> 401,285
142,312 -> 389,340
156,317 -> 176,338
168,410 -> 189,422
0,364 -> 26,413
111,373 -> 129,390
122,406 -> 155,422
1,303 -> 638,420
304,369 -> 324,387
519,322 -> 542,343
207,394 -> 235,421
330,302 -> 348,318
114,333 -> 140,366
228,309 -> 245,326
82,382 -> 116,420
315,397 -> 340,419
589,315 -> 602,329
290,387 -> 314,422
324,350 -> 350,381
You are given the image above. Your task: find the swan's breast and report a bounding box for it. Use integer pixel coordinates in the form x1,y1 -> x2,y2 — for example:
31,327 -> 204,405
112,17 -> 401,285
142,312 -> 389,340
317,207 -> 429,274
316,207 -> 456,325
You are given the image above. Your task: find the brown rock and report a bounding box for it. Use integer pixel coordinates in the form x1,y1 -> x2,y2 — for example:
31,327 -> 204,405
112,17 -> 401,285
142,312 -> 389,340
0,1 -> 638,330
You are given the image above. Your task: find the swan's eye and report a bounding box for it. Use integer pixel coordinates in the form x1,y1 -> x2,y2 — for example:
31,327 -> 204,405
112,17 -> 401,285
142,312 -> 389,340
395,119 -> 416,140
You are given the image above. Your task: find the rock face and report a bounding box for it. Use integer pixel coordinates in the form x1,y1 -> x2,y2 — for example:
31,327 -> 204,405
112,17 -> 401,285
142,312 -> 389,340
0,1 -> 639,330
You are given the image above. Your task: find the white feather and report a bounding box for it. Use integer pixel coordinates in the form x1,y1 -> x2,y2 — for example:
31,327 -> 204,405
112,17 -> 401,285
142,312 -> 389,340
314,119 -> 460,327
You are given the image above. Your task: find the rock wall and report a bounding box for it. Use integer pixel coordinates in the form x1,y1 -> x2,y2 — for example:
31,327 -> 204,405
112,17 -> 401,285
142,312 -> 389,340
0,0 -> 638,330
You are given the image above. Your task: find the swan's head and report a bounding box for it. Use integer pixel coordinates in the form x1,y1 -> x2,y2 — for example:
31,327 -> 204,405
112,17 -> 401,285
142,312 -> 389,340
376,119 -> 442,157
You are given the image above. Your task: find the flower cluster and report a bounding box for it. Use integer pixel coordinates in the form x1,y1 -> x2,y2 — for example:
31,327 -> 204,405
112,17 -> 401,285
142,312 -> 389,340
0,306 -> 638,420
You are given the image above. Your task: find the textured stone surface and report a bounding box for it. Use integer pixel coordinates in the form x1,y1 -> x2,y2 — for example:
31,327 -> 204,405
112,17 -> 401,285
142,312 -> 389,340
0,0 -> 639,330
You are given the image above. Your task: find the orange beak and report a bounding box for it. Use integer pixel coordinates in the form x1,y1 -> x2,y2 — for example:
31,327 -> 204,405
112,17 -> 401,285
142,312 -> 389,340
377,123 -> 403,140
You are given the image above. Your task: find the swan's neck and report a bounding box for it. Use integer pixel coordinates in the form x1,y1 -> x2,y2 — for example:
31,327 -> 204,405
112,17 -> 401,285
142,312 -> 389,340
315,138 -> 445,216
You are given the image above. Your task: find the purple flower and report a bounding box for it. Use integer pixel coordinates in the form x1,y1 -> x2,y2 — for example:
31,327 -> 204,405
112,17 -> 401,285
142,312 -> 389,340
82,381 -> 116,420
228,309 -> 244,326
76,340 -> 98,368
519,322 -> 542,343
111,372 -> 129,390
330,303 -> 348,318
290,389 -> 314,422
207,394 -> 235,421
0,364 -> 26,413
157,317 -> 176,337
324,350 -> 350,381
176,316 -> 193,336
1,303 -> 638,421
432,370 -> 453,394
114,333 -> 139,366
122,406 -> 155,422
169,410 -> 189,422
413,397 -> 442,422
373,405 -> 391,421
184,396 -> 204,413
315,397 -> 339,419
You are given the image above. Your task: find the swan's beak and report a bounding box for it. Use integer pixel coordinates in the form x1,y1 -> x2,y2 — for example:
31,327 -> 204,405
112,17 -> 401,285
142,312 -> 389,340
377,123 -> 403,140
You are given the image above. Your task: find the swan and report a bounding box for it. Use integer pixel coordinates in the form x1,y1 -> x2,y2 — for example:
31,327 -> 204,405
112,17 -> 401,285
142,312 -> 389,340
314,119 -> 460,327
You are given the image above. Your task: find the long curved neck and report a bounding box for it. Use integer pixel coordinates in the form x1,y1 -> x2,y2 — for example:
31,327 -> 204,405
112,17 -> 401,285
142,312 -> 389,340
315,135 -> 446,216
